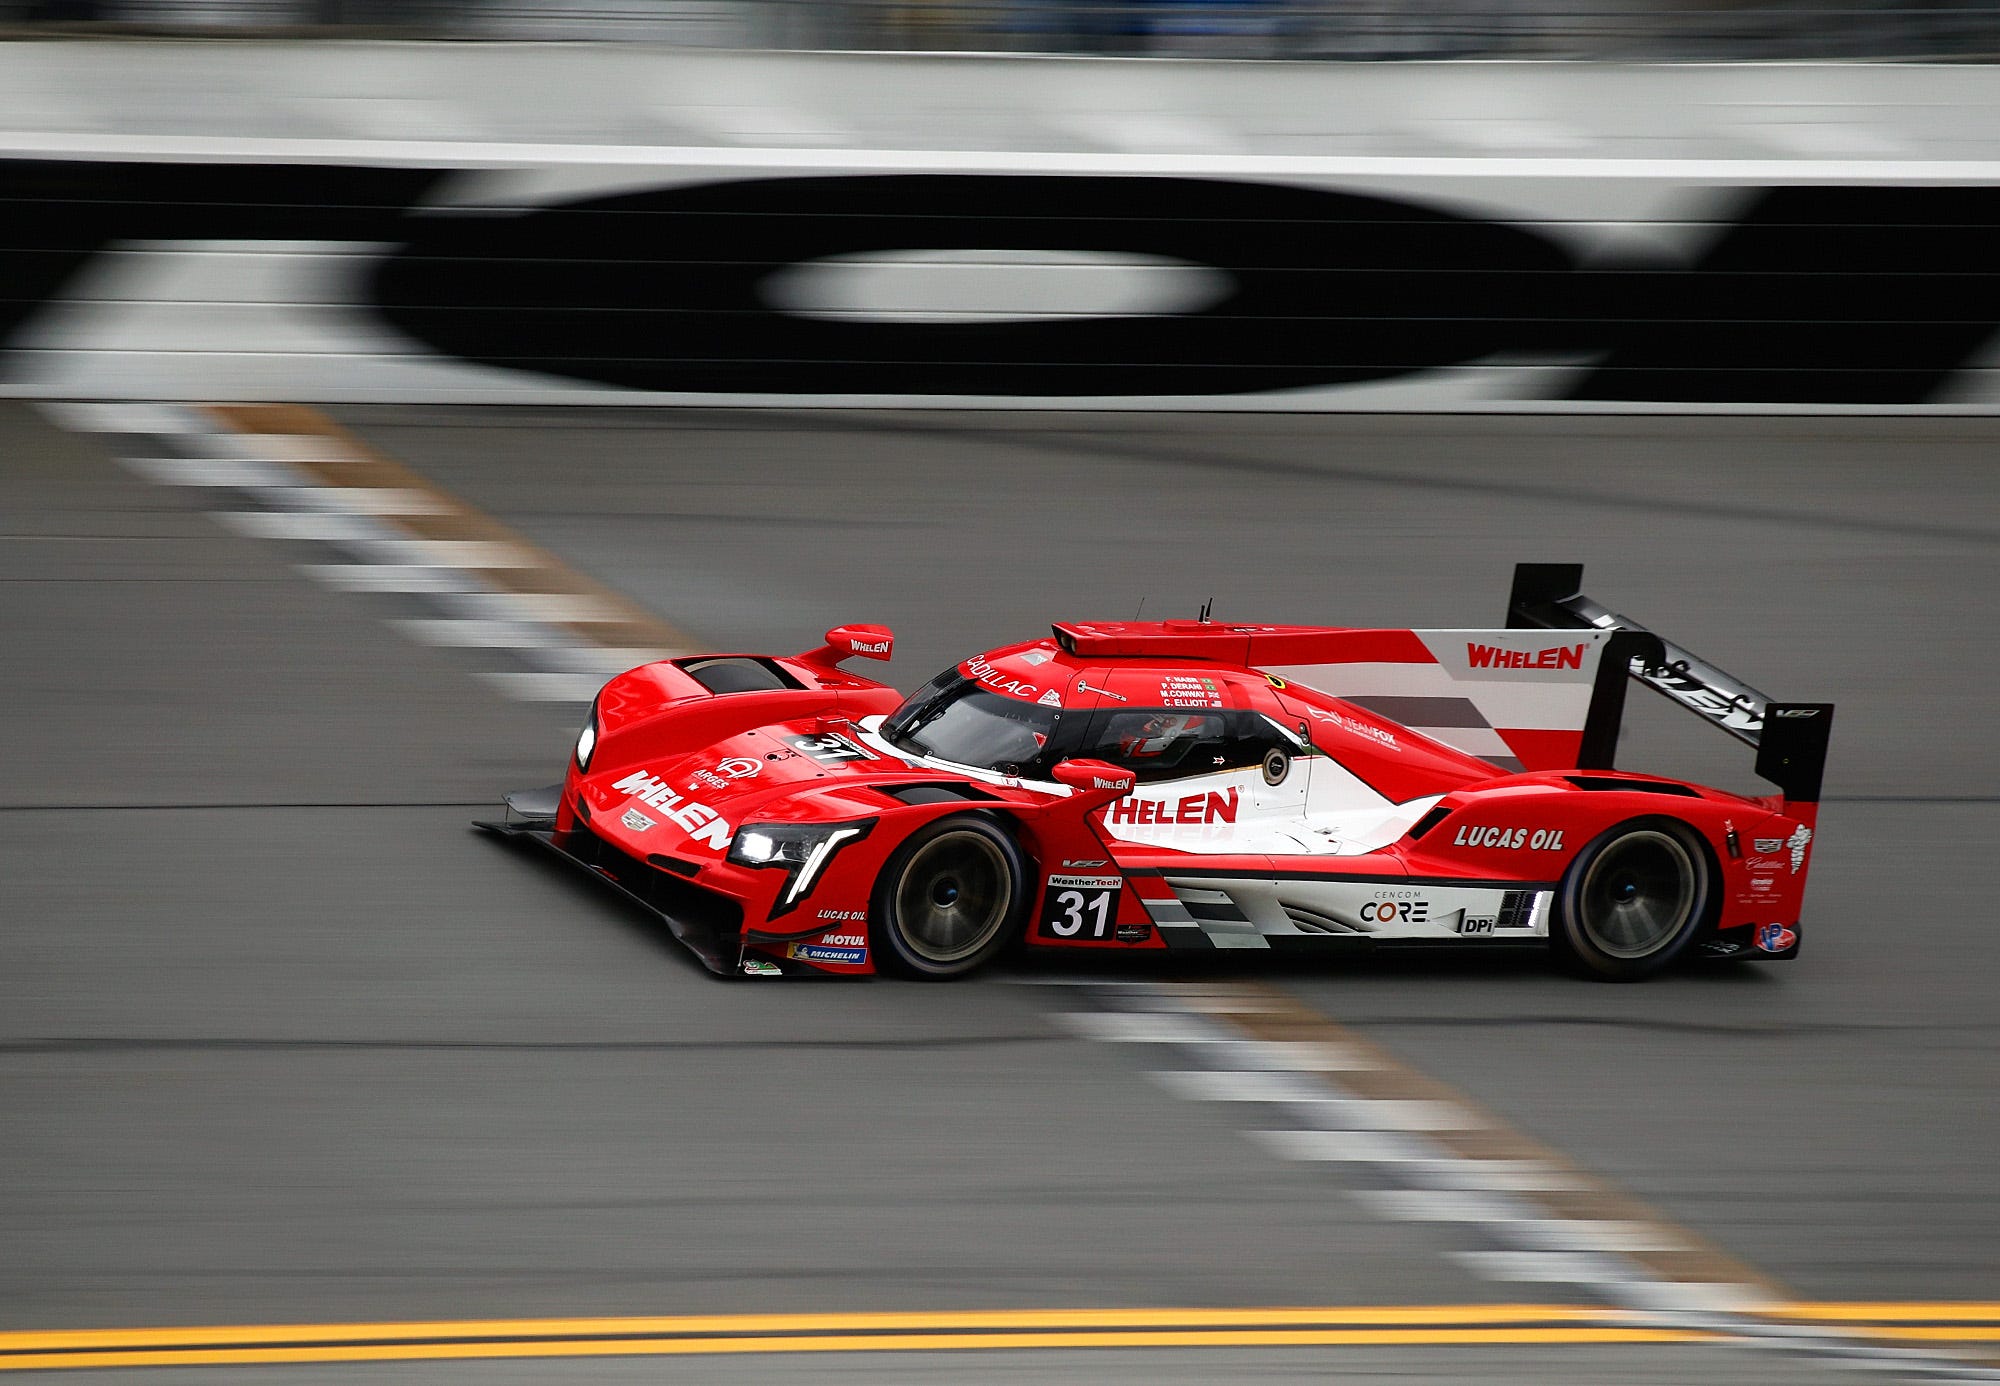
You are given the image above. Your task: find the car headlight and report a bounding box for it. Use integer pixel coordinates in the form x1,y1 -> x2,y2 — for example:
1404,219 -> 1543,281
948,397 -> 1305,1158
727,819 -> 876,918
574,709 -> 597,771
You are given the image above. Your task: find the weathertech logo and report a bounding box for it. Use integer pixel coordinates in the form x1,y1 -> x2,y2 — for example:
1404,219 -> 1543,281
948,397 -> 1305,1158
1467,642 -> 1586,671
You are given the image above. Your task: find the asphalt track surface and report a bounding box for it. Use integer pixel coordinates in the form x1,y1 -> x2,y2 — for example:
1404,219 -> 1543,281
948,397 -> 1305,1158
4,402 -> 1998,1383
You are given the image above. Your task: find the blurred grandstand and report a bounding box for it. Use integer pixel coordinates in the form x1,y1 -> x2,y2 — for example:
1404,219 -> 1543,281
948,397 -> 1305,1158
5,0 -> 1997,59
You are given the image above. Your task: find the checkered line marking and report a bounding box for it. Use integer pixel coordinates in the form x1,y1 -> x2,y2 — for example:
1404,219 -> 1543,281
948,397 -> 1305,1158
1047,979 -> 2000,1384
46,399 -> 695,713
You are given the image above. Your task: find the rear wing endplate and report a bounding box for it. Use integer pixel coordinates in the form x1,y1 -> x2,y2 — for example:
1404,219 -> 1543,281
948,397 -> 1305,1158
1506,563 -> 1833,803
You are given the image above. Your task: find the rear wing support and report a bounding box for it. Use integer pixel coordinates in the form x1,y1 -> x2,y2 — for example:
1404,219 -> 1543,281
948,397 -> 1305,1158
1506,563 -> 1833,803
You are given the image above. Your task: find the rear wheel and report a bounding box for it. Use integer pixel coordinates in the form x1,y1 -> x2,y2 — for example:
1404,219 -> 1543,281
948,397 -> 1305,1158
871,816 -> 1027,980
1555,819 -> 1711,981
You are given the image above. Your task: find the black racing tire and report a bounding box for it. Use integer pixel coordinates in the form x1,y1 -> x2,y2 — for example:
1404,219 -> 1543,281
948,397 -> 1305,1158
1553,817 -> 1713,981
870,815 -> 1028,980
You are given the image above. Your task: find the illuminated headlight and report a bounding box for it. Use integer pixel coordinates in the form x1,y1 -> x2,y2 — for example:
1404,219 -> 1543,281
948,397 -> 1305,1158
729,823 -> 835,868
727,819 -> 877,919
574,710 -> 598,771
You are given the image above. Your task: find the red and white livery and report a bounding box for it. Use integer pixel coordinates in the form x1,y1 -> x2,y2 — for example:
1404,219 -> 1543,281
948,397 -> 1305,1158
480,565 -> 1831,981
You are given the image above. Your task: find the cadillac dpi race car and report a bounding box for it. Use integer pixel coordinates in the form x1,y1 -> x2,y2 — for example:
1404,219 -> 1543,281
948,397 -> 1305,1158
479,565 -> 1831,982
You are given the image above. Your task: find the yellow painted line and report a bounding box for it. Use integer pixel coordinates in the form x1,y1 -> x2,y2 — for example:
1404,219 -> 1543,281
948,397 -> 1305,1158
0,1327 -> 1712,1371
0,1304 -> 1607,1352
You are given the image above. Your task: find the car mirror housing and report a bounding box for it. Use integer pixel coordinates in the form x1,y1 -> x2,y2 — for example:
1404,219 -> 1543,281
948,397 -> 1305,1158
1052,758 -> 1135,808
796,623 -> 895,668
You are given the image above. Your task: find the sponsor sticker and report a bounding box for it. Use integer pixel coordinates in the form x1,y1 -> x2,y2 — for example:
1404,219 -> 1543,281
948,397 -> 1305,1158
1755,922 -> 1797,953
1311,707 -> 1398,751
787,941 -> 867,965
815,908 -> 865,923
1038,689 -> 1062,707
1451,825 -> 1565,851
1702,939 -> 1745,957
740,958 -> 783,977
717,757 -> 761,779
1360,893 -> 1431,924
1114,923 -> 1152,943
621,808 -> 654,832
963,655 -> 1041,702
1107,787 -> 1238,827
785,731 -> 873,764
1062,858 -> 1109,869
1037,879 -> 1123,940
1459,916 -> 1497,935
1753,837 -> 1785,853
611,771 -> 732,850
1466,641 -> 1586,671
1048,874 -> 1122,891
1787,825 -> 1812,874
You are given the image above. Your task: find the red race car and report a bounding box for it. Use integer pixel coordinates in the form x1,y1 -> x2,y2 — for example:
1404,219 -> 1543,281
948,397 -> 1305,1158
479,565 -> 1830,981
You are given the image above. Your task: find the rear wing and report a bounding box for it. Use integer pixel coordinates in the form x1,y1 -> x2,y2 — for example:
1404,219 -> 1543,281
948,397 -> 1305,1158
1507,563 -> 1833,804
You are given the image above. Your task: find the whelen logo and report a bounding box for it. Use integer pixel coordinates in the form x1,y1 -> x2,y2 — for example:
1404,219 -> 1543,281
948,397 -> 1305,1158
610,771 -> 732,850
848,638 -> 890,654
1107,788 -> 1238,827
1467,642 -> 1587,671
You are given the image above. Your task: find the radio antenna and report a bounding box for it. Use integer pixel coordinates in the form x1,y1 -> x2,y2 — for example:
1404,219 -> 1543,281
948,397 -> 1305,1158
1198,597 -> 1214,623
1134,597 -> 1147,620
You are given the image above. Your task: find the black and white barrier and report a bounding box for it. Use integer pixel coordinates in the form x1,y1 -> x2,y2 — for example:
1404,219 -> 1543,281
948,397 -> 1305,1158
9,146 -> 2000,410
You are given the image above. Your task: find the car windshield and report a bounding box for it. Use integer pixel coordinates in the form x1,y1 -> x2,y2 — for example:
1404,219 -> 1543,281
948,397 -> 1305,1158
883,671 -> 1058,774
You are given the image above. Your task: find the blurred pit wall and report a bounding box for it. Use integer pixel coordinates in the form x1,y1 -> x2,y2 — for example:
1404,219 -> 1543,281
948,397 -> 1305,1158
8,41 -> 2000,412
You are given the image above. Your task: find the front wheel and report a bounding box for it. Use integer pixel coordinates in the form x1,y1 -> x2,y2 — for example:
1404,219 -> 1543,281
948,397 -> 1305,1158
871,816 -> 1028,980
1554,819 -> 1712,981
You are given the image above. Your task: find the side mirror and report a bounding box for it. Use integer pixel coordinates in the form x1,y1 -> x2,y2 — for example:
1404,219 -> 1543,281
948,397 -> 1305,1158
795,623 -> 895,669
1053,758 -> 1135,809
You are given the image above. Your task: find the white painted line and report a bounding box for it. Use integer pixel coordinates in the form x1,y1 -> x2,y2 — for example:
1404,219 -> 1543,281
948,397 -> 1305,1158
1498,1219 -> 1690,1254
269,486 -> 453,516
119,455 -> 312,488
1350,1188 -> 1543,1223
43,399 -> 202,435
1055,1011 -> 1233,1045
1150,1069 -> 1338,1105
433,591 -> 630,623
344,538 -> 542,568
18,130 -> 2000,185
215,509 -> 400,543
1246,1128 -> 1443,1165
395,618 -> 563,649
234,431 -> 365,463
1147,991 -> 1290,1015
477,671 -> 608,702
1453,1250 -> 1643,1285
1615,1282 -> 1769,1314
1394,1158 -> 1590,1194
298,563 -> 488,594
1285,1097 -> 1486,1132
1199,1038 -> 1381,1073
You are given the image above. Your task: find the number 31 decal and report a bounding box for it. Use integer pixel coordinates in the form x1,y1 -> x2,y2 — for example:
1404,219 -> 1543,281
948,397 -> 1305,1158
1036,874 -> 1123,939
